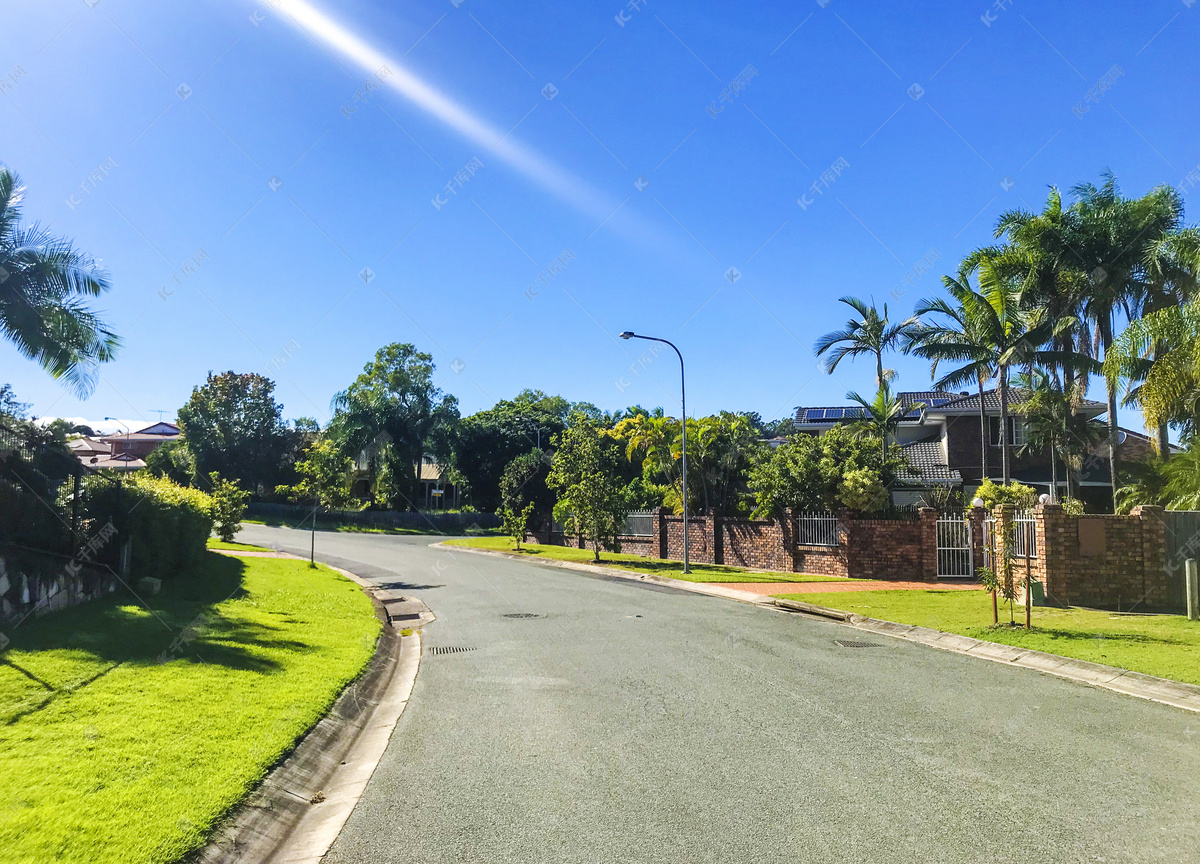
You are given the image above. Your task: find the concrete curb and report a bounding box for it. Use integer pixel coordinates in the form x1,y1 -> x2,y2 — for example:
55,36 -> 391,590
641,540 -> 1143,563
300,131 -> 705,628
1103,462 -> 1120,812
193,553 -> 423,863
437,543 -> 1200,715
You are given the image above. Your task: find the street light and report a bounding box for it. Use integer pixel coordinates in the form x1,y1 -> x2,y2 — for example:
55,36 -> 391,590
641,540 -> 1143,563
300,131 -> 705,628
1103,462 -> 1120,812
619,331 -> 690,574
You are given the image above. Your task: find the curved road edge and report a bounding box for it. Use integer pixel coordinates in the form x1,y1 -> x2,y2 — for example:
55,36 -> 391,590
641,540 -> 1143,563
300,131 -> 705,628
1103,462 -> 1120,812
439,541 -> 1200,715
192,554 -> 423,864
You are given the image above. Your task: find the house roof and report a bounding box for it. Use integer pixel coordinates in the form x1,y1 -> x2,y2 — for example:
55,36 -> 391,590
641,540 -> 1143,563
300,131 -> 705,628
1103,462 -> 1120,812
930,388 -> 1107,415
67,437 -> 109,454
81,453 -> 146,471
135,422 -> 180,435
795,387 -> 1108,426
794,391 -> 963,425
895,438 -> 962,485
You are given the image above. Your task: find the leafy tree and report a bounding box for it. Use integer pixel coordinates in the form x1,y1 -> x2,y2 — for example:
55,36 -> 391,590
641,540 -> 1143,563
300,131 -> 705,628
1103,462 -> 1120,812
329,343 -> 459,511
145,437 -> 198,487
973,478 -> 1038,510
0,168 -> 120,395
0,384 -> 30,418
814,296 -> 917,386
45,418 -> 97,438
846,382 -> 919,465
499,502 -> 535,551
750,424 -> 898,517
276,436 -> 356,510
546,418 -> 630,561
177,372 -> 291,495
452,393 -> 565,510
208,472 -> 251,542
498,448 -> 554,528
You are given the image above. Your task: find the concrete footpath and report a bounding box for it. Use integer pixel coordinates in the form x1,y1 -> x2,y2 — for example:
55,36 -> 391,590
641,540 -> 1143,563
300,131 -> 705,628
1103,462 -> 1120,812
441,542 -> 1200,715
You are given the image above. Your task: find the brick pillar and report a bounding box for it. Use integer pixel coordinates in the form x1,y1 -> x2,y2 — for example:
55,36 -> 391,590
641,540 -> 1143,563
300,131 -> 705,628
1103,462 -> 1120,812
918,507 -> 939,582
1132,504 -> 1167,609
968,506 -> 986,577
712,515 -> 724,565
1036,503 -> 1063,605
657,507 -> 669,559
837,510 -> 855,578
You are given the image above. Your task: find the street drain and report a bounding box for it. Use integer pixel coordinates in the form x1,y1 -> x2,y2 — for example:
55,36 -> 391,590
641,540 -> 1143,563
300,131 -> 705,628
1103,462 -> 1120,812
428,646 -> 476,655
834,639 -> 882,649
503,613 -> 544,619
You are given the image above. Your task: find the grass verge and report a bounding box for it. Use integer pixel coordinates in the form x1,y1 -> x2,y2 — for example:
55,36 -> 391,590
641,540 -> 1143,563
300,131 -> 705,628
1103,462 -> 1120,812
243,517 -> 502,537
445,536 -> 846,583
0,552 -> 380,864
775,588 -> 1200,686
206,537 -> 269,551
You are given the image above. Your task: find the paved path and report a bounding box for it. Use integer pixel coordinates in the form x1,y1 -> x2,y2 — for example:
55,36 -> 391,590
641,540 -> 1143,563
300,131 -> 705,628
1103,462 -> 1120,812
710,579 -> 980,595
240,525 -> 1200,864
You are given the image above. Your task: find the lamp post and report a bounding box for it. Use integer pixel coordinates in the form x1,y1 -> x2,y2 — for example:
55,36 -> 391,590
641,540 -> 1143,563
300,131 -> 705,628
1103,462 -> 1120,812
619,331 -> 690,574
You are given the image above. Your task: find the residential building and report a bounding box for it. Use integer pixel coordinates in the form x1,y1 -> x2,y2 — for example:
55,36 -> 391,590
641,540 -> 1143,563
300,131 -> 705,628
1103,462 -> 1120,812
68,422 -> 181,472
792,389 -> 1134,510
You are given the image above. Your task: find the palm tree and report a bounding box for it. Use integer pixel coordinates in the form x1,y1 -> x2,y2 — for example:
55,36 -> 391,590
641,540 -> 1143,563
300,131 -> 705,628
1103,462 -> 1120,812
1010,369 -> 1075,502
814,296 -> 917,387
907,273 -> 995,483
0,168 -> 120,396
845,382 -> 917,465
1071,173 -> 1184,494
908,255 -> 1059,483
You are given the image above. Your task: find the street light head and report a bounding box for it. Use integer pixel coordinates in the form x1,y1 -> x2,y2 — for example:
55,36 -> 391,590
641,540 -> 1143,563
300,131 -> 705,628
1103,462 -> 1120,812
619,331 -> 634,340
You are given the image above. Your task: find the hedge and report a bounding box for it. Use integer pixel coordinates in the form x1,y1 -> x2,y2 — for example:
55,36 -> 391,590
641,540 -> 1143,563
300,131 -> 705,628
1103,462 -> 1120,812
80,473 -> 215,582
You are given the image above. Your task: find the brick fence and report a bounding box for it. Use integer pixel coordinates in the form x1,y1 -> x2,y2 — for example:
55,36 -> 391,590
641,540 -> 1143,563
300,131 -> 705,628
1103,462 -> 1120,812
529,503 -> 1187,610
530,507 -> 940,582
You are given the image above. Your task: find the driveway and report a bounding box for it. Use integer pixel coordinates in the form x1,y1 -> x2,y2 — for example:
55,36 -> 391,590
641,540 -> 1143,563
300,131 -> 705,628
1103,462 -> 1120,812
240,525 -> 1200,864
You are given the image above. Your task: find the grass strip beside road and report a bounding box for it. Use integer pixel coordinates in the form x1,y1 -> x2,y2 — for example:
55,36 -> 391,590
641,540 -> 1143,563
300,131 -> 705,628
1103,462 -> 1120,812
206,537 -> 269,551
0,552 -> 380,864
776,588 -> 1200,686
446,536 -> 847,583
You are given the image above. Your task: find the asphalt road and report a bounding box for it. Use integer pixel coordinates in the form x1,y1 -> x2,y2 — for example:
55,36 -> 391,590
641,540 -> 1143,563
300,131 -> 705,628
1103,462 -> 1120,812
239,525 -> 1200,864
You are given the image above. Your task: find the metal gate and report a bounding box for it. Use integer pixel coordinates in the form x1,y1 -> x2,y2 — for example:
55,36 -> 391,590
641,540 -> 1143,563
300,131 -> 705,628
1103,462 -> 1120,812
937,512 -> 974,578
1161,510 -> 1200,613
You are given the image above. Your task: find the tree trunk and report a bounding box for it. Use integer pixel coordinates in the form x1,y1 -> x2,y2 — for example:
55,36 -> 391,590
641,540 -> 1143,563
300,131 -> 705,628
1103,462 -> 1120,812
1157,423 -> 1171,461
1050,444 -> 1059,504
999,367 -> 1011,484
1102,328 -> 1120,506
978,376 -> 988,482
876,352 -> 884,388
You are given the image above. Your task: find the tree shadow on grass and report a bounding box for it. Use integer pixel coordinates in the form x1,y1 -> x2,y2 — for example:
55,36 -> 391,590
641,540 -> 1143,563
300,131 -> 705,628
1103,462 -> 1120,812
1019,626 -> 1188,648
2,553 -> 321,689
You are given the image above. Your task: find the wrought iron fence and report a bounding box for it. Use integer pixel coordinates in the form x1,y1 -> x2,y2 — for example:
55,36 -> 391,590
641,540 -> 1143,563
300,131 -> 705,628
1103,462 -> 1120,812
1014,511 -> 1037,557
622,509 -> 657,537
795,511 -> 839,546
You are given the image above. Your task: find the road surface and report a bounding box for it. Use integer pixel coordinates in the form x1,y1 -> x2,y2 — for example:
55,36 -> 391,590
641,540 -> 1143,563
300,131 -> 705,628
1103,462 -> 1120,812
239,525 -> 1200,864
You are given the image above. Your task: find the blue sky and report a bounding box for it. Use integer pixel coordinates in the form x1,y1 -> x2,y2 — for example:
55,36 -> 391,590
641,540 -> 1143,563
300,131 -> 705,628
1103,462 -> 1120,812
4,0 -> 1198,433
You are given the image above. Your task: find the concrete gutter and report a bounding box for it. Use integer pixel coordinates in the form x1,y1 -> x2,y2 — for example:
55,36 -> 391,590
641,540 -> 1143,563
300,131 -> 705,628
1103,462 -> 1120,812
439,543 -> 1200,715
194,553 -> 424,863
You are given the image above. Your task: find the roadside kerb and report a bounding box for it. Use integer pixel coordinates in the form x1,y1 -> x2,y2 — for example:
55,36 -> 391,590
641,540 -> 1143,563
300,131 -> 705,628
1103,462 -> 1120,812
196,552 -> 423,864
442,543 -> 1200,715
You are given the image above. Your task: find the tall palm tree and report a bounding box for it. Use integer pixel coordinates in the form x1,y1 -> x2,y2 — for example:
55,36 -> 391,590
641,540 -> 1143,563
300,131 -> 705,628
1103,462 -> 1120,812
907,272 -> 995,483
845,382 -> 916,465
814,296 -> 917,387
0,168 -> 120,396
908,255 -> 1059,483
1071,173 -> 1184,494
1010,368 -> 1080,502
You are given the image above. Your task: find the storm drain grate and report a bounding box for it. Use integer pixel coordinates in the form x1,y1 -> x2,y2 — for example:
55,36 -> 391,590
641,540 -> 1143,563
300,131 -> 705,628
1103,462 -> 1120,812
834,639 -> 883,649
428,646 -> 476,655
503,613 -> 544,619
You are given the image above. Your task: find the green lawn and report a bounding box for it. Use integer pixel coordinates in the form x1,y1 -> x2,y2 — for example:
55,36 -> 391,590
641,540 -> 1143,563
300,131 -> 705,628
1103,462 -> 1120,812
0,552 -> 380,864
445,536 -> 846,583
776,588 -> 1200,686
206,537 -> 269,551
243,517 -> 502,537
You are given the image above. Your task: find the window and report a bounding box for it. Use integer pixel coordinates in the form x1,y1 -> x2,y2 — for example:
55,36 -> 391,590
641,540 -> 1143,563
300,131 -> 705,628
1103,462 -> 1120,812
992,417 -> 1027,447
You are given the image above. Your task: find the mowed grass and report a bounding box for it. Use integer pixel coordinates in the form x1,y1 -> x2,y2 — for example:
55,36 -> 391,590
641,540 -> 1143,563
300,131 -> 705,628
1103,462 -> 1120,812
243,517 -> 502,537
205,537 -> 269,551
0,553 -> 380,864
775,588 -> 1200,686
446,536 -> 846,583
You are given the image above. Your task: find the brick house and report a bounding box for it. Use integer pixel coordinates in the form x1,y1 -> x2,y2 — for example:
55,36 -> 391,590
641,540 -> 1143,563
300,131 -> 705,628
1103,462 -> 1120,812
69,422 -> 181,472
792,389 -> 1130,510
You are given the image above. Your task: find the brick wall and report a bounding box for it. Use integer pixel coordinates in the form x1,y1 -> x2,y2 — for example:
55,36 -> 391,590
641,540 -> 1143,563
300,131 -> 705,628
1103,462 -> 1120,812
1029,503 -> 1172,610
528,508 -> 937,581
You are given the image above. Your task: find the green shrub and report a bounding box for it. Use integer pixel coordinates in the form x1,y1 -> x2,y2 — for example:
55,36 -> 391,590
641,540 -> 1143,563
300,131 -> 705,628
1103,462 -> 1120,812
838,467 -> 887,513
973,478 -> 1038,511
208,472 -> 251,542
80,472 -> 214,581
1060,497 -> 1086,516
